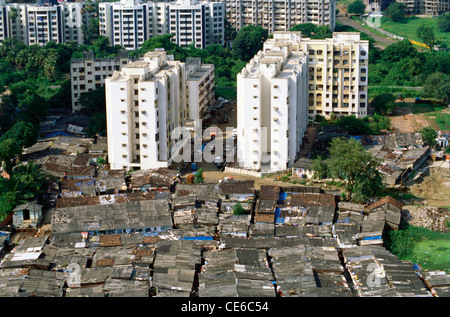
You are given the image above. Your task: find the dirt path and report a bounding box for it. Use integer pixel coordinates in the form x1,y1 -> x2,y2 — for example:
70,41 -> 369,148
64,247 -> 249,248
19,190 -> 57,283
336,15 -> 397,50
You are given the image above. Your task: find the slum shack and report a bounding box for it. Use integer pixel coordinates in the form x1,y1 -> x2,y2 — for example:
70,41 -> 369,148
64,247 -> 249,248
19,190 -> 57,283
276,192 -> 336,226
12,202 -> 44,229
129,168 -> 178,193
217,214 -> 251,239
365,196 -> 403,231
219,180 -> 255,213
51,199 -> 173,242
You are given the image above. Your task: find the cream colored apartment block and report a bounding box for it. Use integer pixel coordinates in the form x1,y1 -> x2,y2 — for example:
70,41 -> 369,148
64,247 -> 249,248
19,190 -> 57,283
105,50 -> 187,170
299,32 -> 369,119
225,0 -> 335,33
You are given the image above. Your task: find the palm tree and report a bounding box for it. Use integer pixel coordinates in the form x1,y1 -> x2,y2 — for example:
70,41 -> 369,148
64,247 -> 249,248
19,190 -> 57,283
0,161 -> 48,206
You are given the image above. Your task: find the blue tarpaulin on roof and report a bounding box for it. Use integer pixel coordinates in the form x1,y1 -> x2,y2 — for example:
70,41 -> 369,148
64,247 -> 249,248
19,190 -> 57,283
275,217 -> 285,224
279,192 -> 287,202
363,236 -> 382,240
180,236 -> 214,241
274,207 -> 281,218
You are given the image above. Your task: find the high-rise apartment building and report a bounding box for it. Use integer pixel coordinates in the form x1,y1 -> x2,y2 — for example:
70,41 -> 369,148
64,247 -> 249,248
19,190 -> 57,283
70,49 -> 131,112
395,0 -> 450,15
105,50 -> 187,171
0,1 -> 93,45
299,32 -> 369,119
236,31 -> 369,173
99,0 -> 225,50
236,32 -> 309,173
224,0 -> 335,33
185,57 -> 215,121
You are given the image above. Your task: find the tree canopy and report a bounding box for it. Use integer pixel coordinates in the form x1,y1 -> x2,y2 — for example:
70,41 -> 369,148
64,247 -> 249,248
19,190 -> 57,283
325,137 -> 383,203
347,0 -> 366,15
385,2 -> 406,22
232,25 -> 268,61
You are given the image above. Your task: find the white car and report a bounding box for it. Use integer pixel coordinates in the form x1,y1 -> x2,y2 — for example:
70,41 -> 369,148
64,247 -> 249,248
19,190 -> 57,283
214,156 -> 223,165
232,128 -> 238,138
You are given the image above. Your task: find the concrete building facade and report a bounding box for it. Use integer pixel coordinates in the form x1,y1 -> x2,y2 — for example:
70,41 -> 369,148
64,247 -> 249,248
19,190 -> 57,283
0,1 -> 92,46
185,57 -> 215,121
99,0 -> 225,50
236,32 -> 309,173
236,31 -> 369,173
105,50 -> 187,170
300,32 -> 369,119
224,0 -> 336,33
70,49 -> 131,112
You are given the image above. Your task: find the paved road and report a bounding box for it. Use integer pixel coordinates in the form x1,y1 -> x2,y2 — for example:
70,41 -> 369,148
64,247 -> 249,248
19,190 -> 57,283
337,15 -> 397,50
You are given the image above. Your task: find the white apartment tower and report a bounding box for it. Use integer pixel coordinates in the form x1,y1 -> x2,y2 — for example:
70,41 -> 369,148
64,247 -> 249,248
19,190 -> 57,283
236,32 -> 309,173
185,57 -> 215,121
225,0 -> 336,33
236,31 -> 369,173
0,1 -> 92,45
105,50 -> 187,171
99,0 -> 225,50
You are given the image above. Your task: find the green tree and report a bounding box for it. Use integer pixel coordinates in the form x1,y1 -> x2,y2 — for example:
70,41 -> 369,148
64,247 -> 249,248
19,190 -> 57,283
0,139 -> 19,173
194,167 -> 204,184
311,156 -> 329,180
290,23 -> 332,39
418,126 -> 437,148
381,40 -> 417,63
416,26 -> 436,51
232,25 -> 268,61
423,72 -> 450,103
336,115 -> 372,135
437,12 -> 450,32
327,137 -> 383,202
0,121 -> 38,164
347,0 -> 366,15
385,2 -> 406,22
370,93 -> 396,116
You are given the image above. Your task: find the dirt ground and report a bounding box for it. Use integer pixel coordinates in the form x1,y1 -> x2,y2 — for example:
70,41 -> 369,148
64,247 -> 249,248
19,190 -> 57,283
388,100 -> 439,133
409,167 -> 450,206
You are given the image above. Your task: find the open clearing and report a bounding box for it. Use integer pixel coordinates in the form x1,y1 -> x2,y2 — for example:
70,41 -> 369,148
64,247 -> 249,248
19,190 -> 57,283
412,239 -> 450,272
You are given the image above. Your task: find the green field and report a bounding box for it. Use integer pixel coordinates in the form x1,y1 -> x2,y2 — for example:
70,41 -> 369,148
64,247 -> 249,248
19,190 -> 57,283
411,239 -> 450,272
381,16 -> 450,48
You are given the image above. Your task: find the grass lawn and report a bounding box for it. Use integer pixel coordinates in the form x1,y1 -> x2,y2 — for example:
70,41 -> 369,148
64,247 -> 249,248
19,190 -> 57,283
381,16 -> 450,48
411,239 -> 450,272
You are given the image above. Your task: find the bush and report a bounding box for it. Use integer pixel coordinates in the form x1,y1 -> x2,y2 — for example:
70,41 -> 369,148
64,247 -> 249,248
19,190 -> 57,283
232,202 -> 246,215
